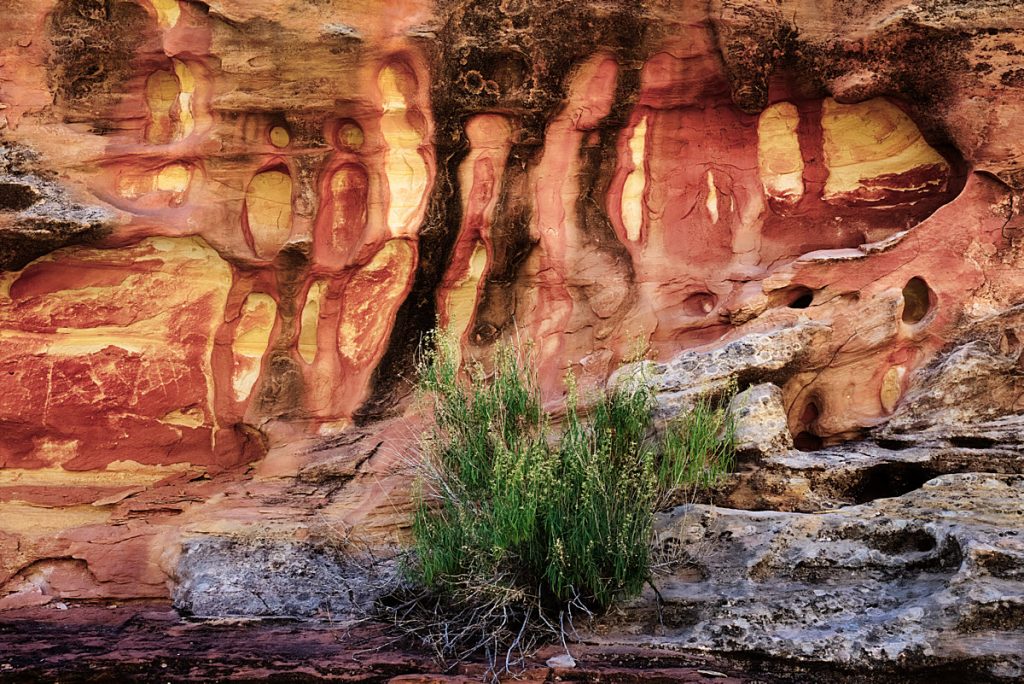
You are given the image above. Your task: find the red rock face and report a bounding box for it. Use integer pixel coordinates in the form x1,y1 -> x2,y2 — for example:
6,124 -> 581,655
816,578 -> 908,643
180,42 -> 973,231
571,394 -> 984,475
3,1 -> 438,471
0,238 -> 234,471
0,0 -> 1022,604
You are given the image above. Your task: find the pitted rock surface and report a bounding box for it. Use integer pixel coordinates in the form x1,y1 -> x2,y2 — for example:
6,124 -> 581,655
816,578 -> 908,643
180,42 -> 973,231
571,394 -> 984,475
728,383 -> 793,457
174,535 -> 397,619
598,474 -> 1024,681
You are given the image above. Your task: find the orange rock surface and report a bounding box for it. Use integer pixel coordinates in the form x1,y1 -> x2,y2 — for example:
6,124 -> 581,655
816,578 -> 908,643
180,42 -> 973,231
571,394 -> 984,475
0,0 -> 1022,611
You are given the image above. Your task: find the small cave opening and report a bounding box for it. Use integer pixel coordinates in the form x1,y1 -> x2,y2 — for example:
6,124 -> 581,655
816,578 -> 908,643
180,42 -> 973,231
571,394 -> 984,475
793,400 -> 823,451
787,286 -> 814,309
846,462 -> 939,504
901,277 -> 933,324
471,320 -> 500,345
256,161 -> 291,177
875,438 -> 913,451
0,182 -> 41,212
794,431 -> 823,451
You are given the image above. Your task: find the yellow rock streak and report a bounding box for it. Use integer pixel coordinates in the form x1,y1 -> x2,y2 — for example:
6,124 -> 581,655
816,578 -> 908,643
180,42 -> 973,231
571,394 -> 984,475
298,281 -> 325,364
152,0 -> 180,28
821,98 -> 948,202
705,170 -> 720,224
246,170 -> 293,259
621,117 -> 647,241
757,102 -> 805,206
172,60 -> 195,139
270,126 -> 290,148
443,241 -> 488,345
379,67 -> 427,236
338,240 -> 414,363
0,502 -> 112,536
880,365 -> 905,414
231,293 -> 276,401
145,70 -> 179,144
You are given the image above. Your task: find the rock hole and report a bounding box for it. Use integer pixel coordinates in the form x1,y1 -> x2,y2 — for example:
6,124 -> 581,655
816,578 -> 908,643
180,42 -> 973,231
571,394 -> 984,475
787,286 -> 814,309
901,277 -> 932,324
1,558 -> 100,599
949,435 -> 996,449
959,603 -> 1024,632
683,291 -> 717,317
875,438 -> 913,451
0,182 -> 40,211
847,462 -> 938,504
793,401 -> 822,451
320,163 -> 369,263
794,431 -> 823,451
658,604 -> 704,628
733,377 -> 755,394
939,536 -> 965,570
244,164 -> 293,259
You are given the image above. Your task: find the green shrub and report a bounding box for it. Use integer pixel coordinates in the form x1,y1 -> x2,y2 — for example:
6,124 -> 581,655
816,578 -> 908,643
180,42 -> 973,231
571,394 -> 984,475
658,393 -> 736,505
405,329 -> 735,663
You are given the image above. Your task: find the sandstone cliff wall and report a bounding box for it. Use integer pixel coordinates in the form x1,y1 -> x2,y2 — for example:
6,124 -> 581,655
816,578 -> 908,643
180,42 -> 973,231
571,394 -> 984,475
1,1 -> 1023,653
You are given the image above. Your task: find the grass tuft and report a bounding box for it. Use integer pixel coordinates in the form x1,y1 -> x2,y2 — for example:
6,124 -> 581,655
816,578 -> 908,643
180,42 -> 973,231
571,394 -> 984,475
391,329 -> 735,673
